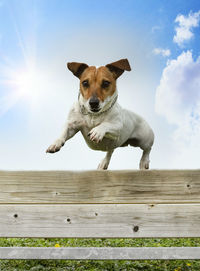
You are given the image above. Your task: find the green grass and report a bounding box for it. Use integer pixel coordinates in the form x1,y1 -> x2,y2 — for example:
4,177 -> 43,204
0,238 -> 200,270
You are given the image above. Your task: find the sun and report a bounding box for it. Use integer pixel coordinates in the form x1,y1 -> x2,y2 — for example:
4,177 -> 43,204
14,68 -> 44,101
0,5 -> 44,116
0,65 -> 46,116
16,69 -> 36,96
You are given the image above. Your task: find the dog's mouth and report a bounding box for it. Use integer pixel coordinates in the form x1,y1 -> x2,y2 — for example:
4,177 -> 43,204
90,107 -> 100,113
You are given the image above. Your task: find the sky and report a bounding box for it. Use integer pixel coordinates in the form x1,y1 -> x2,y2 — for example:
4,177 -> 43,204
0,0 -> 200,170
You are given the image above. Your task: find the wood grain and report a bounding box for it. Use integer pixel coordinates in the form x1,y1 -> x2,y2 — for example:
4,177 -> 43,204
0,204 -> 200,238
0,170 -> 199,203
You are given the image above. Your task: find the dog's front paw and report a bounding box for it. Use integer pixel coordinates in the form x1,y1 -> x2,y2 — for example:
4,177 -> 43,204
46,139 -> 65,153
88,127 -> 105,143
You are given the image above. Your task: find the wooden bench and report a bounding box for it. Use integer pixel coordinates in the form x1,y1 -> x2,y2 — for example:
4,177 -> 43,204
0,170 -> 200,260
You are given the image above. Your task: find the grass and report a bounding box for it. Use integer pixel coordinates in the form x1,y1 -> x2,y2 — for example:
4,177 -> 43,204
0,238 -> 200,270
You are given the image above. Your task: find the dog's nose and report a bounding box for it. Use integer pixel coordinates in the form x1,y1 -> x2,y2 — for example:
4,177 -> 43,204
89,97 -> 99,110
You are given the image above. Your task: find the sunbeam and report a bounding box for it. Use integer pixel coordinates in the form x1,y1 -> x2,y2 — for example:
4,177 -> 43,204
0,63 -> 47,117
0,1 -> 39,116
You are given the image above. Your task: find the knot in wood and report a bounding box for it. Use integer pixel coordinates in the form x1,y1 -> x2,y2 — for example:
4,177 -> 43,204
133,226 -> 139,232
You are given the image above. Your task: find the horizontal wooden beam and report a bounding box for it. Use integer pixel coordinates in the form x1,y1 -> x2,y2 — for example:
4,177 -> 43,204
1,247 -> 200,260
1,204 -> 200,238
0,170 -> 199,204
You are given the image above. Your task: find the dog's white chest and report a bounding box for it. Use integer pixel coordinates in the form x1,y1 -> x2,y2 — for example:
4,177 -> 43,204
81,129 -> 117,151
80,115 -> 117,151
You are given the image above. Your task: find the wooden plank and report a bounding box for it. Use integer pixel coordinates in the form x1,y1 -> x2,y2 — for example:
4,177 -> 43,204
0,170 -> 199,204
0,204 -> 200,238
1,247 -> 200,260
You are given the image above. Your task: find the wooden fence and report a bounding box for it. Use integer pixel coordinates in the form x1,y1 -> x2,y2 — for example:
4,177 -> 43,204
0,170 -> 200,260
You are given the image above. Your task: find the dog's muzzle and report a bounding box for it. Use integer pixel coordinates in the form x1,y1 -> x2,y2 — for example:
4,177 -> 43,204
89,97 -> 100,112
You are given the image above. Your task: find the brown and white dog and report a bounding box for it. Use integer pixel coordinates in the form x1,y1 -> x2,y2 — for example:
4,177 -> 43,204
46,59 -> 154,170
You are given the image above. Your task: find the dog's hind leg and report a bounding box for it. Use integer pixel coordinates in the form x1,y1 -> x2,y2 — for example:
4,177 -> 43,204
98,150 -> 114,170
139,147 -> 151,170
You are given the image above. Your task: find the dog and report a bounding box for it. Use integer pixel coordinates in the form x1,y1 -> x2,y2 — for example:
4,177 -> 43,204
46,59 -> 154,170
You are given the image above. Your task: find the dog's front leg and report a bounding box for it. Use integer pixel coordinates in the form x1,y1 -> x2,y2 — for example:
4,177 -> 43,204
98,150 -> 114,170
88,122 -> 122,143
46,122 -> 79,153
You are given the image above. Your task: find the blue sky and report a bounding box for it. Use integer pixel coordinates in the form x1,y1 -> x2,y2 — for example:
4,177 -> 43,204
0,0 -> 200,170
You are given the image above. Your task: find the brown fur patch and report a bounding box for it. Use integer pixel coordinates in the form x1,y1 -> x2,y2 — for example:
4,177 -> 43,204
79,66 -> 116,101
67,62 -> 88,78
106,59 -> 131,79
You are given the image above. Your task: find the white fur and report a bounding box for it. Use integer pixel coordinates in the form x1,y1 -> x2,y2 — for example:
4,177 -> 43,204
79,89 -> 117,114
46,90 -> 154,170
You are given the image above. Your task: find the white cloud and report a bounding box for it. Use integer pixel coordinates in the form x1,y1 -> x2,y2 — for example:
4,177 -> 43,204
153,48 -> 171,57
155,51 -> 200,168
173,10 -> 200,47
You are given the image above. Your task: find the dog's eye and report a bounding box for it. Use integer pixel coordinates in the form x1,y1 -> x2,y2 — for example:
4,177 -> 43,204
102,80 -> 110,88
82,80 -> 89,88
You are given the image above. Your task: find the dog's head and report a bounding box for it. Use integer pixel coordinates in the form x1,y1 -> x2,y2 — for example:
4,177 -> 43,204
67,59 -> 131,113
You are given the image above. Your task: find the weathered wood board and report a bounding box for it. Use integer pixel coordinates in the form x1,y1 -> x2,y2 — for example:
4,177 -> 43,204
0,170 -> 199,203
0,170 -> 200,260
0,204 -> 200,238
1,247 -> 200,260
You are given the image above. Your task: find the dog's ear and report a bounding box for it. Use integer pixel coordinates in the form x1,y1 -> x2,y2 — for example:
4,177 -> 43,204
67,62 -> 89,78
106,59 -> 131,79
